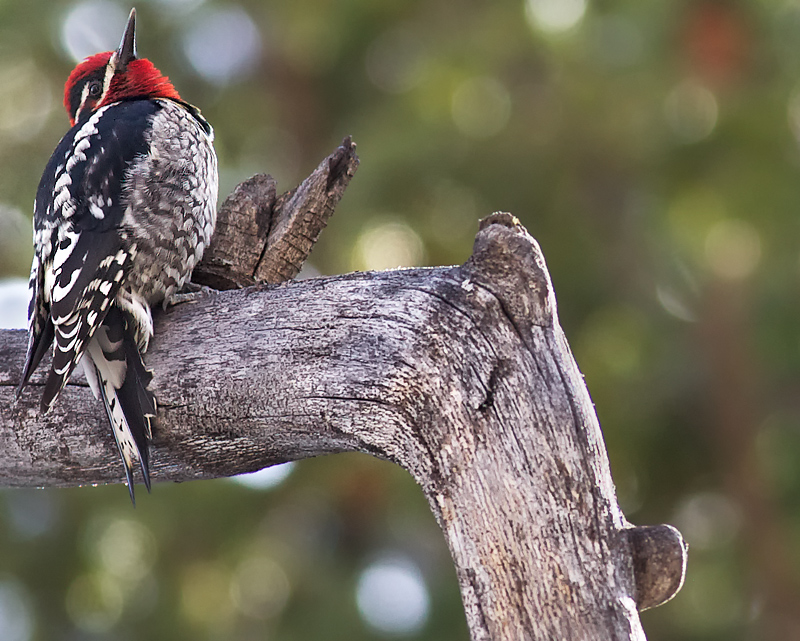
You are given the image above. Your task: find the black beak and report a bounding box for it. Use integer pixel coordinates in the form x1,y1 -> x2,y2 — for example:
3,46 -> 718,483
116,8 -> 137,71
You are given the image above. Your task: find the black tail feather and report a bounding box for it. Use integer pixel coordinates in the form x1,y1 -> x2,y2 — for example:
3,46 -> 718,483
17,318 -> 54,401
122,326 -> 154,495
93,307 -> 156,505
124,464 -> 137,507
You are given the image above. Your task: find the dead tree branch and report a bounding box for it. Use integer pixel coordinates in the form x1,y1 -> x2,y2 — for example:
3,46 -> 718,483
0,139 -> 686,640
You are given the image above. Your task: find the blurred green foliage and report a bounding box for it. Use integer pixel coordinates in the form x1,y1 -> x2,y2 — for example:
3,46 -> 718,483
3,0 -> 800,638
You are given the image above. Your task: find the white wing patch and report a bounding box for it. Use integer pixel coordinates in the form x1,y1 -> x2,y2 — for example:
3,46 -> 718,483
50,262 -> 82,306
46,229 -> 81,304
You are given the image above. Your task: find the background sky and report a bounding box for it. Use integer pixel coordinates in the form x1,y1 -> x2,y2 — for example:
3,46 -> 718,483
1,0 -> 800,639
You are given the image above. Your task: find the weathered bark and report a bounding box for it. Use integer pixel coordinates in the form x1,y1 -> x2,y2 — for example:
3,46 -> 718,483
0,140 -> 686,640
192,136 -> 358,289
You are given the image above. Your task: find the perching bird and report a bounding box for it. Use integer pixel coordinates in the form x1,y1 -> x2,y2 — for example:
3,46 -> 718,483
17,8 -> 218,503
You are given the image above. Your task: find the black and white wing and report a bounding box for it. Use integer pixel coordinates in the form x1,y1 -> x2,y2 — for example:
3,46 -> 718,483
18,102 -> 160,502
19,101 -> 156,409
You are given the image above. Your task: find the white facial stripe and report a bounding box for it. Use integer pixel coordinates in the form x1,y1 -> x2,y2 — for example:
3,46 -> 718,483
101,55 -> 116,101
75,58 -> 116,123
75,82 -> 92,123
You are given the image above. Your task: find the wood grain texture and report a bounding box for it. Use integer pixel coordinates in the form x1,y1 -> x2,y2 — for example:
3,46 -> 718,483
0,141 -> 686,638
192,137 -> 359,289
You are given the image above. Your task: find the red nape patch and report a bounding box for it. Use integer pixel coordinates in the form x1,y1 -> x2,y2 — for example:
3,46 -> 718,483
103,58 -> 181,104
63,52 -> 113,114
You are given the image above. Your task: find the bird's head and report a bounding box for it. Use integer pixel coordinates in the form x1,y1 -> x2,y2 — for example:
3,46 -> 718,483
63,8 -> 180,126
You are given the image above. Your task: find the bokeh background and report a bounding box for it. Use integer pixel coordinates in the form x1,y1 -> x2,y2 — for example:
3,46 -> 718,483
0,0 -> 799,639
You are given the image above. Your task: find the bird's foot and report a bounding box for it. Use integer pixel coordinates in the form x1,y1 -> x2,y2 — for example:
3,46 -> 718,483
166,282 -> 216,306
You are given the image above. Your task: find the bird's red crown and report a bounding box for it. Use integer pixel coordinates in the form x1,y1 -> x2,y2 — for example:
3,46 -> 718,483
63,9 -> 181,126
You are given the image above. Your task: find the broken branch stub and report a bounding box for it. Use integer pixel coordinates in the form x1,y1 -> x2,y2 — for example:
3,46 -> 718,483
627,523 -> 688,611
193,136 -> 359,289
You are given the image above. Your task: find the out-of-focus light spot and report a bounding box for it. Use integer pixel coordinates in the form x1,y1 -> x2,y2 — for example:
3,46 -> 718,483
664,79 -> 718,143
673,492 -> 742,550
232,462 -> 296,490
366,26 -> 427,94
451,76 -> 511,139
356,556 -> 430,636
5,490 -> 59,539
0,62 -> 52,143
0,579 -> 33,641
182,7 -> 262,85
97,519 -> 155,582
704,219 -> 760,280
352,221 -> 425,272
181,561 -> 234,627
655,286 -> 697,322
0,279 -> 28,330
589,15 -> 643,67
61,1 -> 128,62
230,555 -> 290,619
66,573 -> 123,634
525,0 -> 587,34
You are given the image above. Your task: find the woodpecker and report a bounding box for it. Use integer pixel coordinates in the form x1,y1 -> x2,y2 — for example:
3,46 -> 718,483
17,8 -> 218,503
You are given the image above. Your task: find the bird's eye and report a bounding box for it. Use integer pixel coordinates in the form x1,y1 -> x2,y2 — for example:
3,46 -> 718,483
88,81 -> 102,97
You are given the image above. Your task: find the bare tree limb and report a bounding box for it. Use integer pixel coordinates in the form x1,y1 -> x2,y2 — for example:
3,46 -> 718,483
0,142 -> 686,639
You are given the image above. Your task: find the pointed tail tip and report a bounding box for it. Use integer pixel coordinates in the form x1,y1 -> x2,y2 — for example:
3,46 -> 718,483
123,464 -> 137,507
15,371 -> 27,400
139,448 -> 152,494
125,459 -> 152,506
127,470 -> 151,506
142,467 -> 152,494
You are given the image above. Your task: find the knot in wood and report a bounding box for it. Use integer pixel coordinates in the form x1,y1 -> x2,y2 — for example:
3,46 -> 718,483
626,523 -> 688,611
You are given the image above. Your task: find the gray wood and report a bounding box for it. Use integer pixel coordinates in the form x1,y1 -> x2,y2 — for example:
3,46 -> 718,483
193,136 -> 358,289
0,143 -> 686,639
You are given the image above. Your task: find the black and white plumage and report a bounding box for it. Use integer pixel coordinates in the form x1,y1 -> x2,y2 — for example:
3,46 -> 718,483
17,9 -> 218,503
